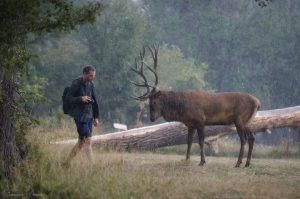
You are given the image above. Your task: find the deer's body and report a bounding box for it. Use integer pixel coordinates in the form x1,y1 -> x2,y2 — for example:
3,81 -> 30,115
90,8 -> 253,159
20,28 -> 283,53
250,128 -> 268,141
131,45 -> 261,167
154,91 -> 260,127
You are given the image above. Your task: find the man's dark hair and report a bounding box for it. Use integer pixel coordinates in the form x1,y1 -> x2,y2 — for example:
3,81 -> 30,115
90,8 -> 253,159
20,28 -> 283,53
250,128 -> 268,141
83,65 -> 96,74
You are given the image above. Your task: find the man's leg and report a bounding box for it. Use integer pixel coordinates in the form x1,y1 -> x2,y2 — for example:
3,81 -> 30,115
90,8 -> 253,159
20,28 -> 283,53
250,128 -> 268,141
63,138 -> 84,167
84,137 -> 94,164
84,118 -> 94,164
63,118 -> 86,167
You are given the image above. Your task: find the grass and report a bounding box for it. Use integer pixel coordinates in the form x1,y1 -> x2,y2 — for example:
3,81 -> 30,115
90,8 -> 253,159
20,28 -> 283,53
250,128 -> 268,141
7,150 -> 300,199
156,138 -> 300,159
2,117 -> 300,199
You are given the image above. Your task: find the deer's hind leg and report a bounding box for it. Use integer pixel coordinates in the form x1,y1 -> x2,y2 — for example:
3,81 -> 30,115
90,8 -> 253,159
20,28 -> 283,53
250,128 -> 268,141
197,124 -> 206,166
235,123 -> 247,168
245,127 -> 255,167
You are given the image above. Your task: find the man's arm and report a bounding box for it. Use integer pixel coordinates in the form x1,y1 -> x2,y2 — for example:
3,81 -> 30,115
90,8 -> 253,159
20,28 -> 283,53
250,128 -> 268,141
66,82 -> 82,104
91,85 -> 100,127
91,85 -> 100,119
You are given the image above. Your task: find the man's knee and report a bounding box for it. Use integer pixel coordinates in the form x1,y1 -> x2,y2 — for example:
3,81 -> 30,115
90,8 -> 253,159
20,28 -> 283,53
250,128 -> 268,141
77,139 -> 85,147
84,137 -> 92,145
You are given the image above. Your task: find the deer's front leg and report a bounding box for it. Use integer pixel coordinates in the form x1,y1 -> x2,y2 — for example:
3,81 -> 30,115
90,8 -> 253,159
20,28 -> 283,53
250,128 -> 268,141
186,128 -> 196,160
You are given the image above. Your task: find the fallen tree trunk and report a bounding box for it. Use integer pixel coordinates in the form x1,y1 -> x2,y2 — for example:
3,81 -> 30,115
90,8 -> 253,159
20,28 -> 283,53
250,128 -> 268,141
55,106 -> 300,151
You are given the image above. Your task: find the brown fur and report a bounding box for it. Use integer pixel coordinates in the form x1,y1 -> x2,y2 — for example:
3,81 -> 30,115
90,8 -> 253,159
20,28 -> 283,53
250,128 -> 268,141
149,90 -> 261,167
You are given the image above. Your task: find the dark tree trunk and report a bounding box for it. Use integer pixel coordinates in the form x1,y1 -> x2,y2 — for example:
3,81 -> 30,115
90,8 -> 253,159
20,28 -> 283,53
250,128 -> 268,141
0,73 -> 21,178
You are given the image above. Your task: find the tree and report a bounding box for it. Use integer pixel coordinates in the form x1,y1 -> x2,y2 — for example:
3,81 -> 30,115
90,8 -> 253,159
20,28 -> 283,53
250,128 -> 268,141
0,0 -> 103,178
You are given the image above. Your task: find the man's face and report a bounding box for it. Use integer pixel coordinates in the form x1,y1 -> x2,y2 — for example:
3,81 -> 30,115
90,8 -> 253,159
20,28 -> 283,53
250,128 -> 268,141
83,70 -> 96,82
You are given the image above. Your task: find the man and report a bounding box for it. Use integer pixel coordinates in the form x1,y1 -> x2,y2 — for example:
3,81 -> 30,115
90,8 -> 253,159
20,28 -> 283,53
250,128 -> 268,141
64,65 -> 99,166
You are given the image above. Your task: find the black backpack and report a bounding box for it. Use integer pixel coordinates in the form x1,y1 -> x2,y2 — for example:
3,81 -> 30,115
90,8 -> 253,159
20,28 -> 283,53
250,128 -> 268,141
62,86 -> 72,114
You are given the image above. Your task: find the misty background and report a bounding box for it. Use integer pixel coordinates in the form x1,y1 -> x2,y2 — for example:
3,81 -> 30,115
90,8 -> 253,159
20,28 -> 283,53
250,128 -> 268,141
28,0 -> 300,144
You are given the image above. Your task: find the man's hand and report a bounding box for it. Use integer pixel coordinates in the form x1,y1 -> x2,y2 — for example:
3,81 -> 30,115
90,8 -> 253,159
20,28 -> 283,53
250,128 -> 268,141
93,119 -> 99,127
81,96 -> 91,103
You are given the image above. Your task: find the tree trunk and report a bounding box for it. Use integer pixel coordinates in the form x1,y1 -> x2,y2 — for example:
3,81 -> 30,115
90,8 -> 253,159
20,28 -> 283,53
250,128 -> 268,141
55,106 -> 300,151
0,74 -> 21,178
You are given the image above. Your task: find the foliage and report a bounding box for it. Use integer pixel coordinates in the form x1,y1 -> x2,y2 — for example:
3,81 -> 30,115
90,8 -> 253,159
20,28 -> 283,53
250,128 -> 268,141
76,0 -> 154,122
142,0 -> 300,109
30,0 -> 210,125
27,0 -> 300,126
155,44 -> 209,91
29,34 -> 91,115
0,0 -> 104,124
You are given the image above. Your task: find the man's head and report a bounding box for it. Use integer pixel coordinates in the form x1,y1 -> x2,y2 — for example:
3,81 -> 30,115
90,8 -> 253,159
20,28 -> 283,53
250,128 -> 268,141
82,65 -> 96,82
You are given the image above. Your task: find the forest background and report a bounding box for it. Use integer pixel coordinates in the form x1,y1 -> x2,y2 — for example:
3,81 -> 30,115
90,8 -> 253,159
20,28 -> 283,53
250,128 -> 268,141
29,0 -> 300,141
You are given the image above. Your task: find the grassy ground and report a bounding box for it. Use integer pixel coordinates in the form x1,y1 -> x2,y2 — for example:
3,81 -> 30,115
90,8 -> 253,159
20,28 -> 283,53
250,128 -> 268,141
2,117 -> 300,199
7,149 -> 300,199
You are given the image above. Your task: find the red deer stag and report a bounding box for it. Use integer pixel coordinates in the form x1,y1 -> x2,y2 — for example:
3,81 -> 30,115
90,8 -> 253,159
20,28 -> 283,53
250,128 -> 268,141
131,45 -> 261,167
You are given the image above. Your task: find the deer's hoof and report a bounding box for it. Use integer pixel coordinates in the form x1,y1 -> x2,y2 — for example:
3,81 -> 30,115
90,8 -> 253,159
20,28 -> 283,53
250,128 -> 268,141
198,161 -> 206,166
245,162 -> 250,167
235,162 -> 242,168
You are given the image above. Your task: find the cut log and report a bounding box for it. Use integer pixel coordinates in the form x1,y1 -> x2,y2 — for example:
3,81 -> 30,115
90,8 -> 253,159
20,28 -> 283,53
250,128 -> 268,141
55,106 -> 300,151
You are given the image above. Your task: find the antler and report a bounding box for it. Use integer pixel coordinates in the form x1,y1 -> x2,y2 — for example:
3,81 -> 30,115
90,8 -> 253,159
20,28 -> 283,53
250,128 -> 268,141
131,44 -> 159,101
